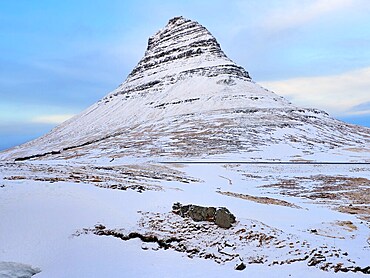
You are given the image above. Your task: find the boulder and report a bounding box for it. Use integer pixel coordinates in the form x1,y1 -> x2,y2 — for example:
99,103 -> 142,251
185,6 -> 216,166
234,262 -> 246,271
214,207 -> 236,229
187,205 -> 216,222
172,202 -> 236,229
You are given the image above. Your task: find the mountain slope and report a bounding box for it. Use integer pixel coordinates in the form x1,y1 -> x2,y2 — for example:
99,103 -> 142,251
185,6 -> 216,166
1,16 -> 369,162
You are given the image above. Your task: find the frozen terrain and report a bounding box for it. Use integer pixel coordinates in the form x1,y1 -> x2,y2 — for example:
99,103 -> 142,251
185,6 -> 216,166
0,16 -> 369,277
0,161 -> 369,277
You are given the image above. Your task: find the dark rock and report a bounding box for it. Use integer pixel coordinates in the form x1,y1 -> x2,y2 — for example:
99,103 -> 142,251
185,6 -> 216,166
362,266 -> 370,274
235,262 -> 246,271
172,203 -> 236,229
173,203 -> 216,221
214,207 -> 236,229
94,224 -> 106,230
307,253 -> 326,266
187,205 -> 216,222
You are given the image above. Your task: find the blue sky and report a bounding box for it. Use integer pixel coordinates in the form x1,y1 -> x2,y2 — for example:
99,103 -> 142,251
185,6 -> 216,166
1,0 -> 370,151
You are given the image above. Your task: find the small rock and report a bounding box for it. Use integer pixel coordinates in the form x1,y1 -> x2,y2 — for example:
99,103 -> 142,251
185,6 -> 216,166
235,262 -> 246,271
141,243 -> 149,250
94,224 -> 106,230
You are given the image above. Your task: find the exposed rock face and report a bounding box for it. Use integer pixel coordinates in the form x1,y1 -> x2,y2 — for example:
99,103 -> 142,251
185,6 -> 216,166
214,207 -> 237,229
77,212 -> 370,274
126,16 -> 250,85
172,202 -> 236,229
1,16 -> 369,162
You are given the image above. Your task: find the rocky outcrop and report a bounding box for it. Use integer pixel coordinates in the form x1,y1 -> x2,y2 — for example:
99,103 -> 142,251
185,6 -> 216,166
214,207 -> 237,228
172,202 -> 236,228
76,212 -> 370,274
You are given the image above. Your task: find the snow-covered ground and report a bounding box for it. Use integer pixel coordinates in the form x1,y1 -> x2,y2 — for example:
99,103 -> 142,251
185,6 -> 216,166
0,262 -> 40,278
0,161 -> 369,277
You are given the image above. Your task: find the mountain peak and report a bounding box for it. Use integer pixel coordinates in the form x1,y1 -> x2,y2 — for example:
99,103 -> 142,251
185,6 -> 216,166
126,16 -> 250,86
168,15 -> 187,25
146,16 -> 220,54
1,16 -> 369,162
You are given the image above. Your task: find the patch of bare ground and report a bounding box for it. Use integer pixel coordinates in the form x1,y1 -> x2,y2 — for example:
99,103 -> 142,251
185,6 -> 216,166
308,221 -> 357,240
1,162 -> 200,193
343,147 -> 370,153
216,191 -> 301,209
289,155 -> 314,163
336,220 -> 358,232
263,175 -> 370,222
74,211 -> 369,274
261,179 -> 303,191
220,164 -> 266,179
337,206 -> 370,222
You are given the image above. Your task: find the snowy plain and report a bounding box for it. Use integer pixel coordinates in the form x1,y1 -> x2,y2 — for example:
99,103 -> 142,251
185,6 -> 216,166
1,160 -> 369,277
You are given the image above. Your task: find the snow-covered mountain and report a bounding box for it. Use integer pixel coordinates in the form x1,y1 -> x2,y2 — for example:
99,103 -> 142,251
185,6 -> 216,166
1,16 -> 369,162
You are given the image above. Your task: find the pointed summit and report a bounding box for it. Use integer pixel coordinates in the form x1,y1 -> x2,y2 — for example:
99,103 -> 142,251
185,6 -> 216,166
1,17 -> 369,162
145,16 -> 229,63
122,16 -> 250,88
146,16 -> 223,54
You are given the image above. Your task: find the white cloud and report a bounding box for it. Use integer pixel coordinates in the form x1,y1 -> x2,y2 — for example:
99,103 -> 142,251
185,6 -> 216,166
260,67 -> 370,116
351,101 -> 370,114
31,114 -> 75,124
261,0 -> 354,32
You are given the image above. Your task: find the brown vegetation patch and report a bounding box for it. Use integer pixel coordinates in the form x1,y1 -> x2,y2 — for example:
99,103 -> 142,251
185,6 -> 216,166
1,162 -> 199,193
342,189 -> 370,205
216,191 -> 301,209
308,221 -> 357,240
343,147 -> 370,153
262,175 -> 370,222
337,206 -> 370,222
336,221 -> 357,232
262,179 -> 303,190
